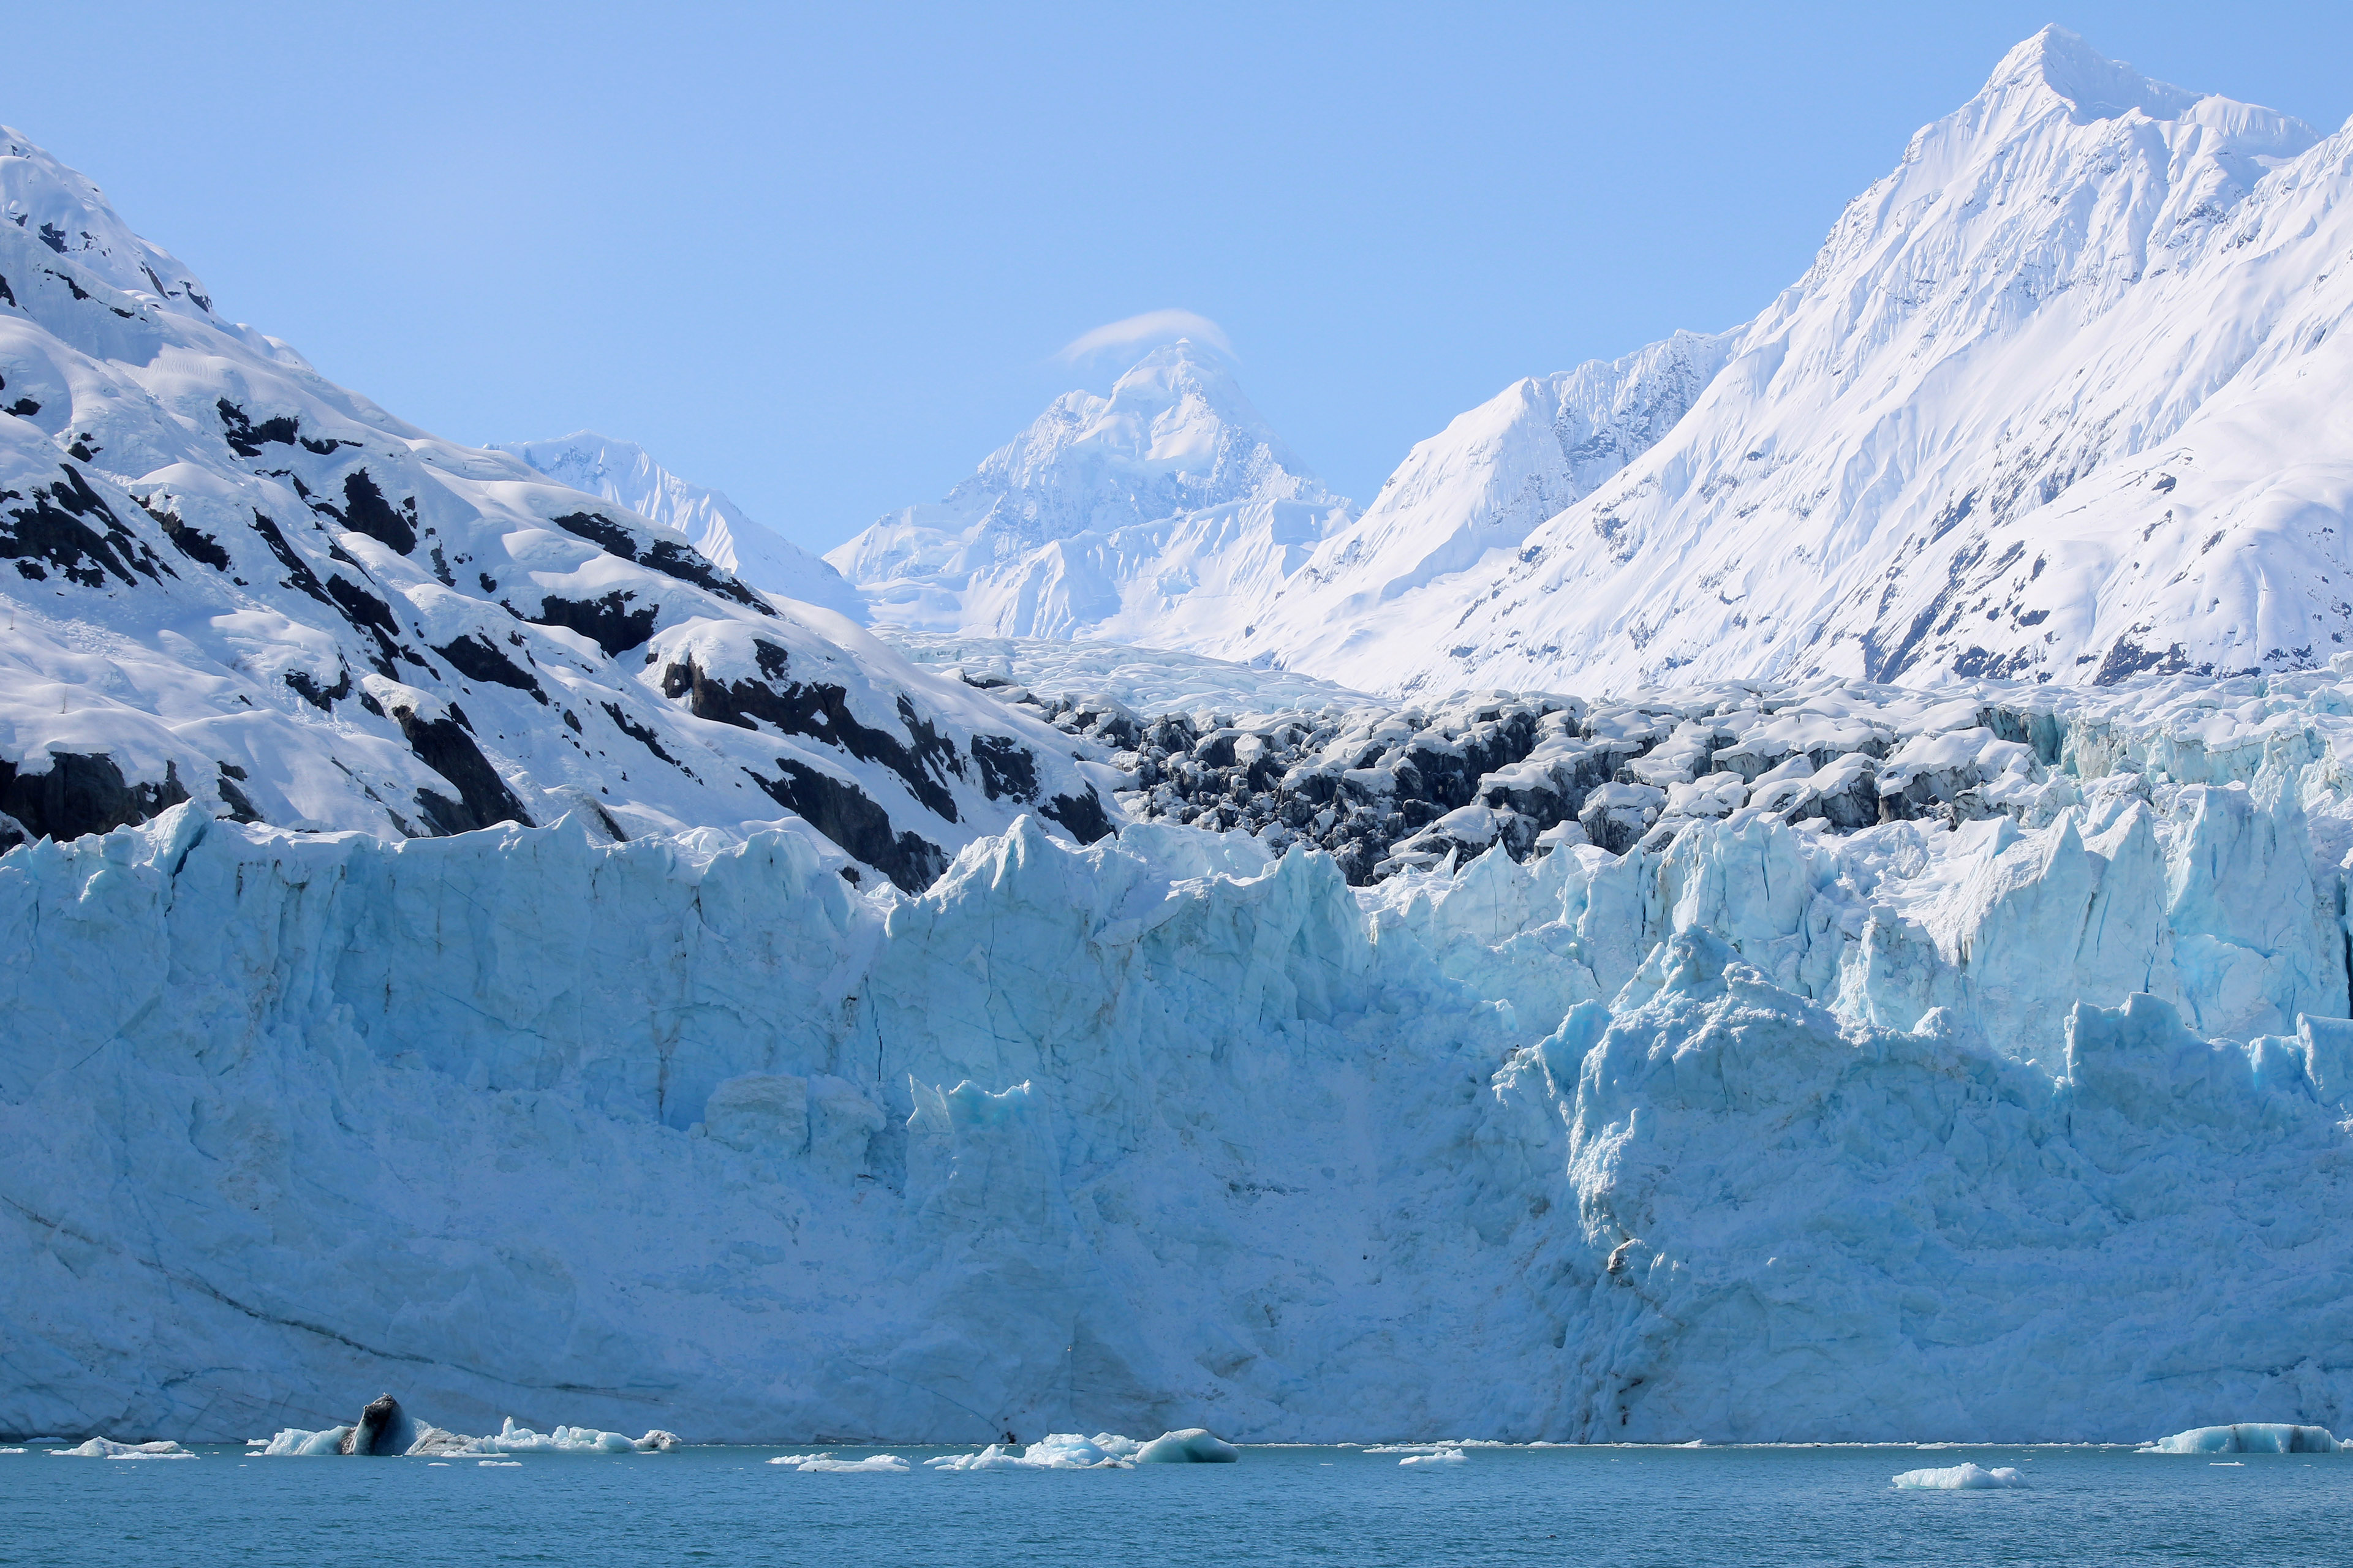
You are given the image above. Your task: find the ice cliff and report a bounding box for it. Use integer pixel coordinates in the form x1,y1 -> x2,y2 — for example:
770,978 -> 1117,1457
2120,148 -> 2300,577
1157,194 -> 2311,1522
8,669 -> 2353,1445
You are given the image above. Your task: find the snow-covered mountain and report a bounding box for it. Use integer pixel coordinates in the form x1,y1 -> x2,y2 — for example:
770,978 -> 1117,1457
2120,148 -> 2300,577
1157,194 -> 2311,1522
828,340 -> 1354,648
494,431 -> 868,621
1242,28 -> 2352,694
0,128 -> 1111,889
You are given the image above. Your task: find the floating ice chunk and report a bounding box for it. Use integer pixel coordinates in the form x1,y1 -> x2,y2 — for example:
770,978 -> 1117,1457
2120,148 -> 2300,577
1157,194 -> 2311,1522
1133,1428 -> 1240,1464
1399,1447 -> 1468,1467
0,1448 -> 25,1455
1892,1463 -> 2025,1489
765,1453 -> 831,1466
478,1460 -> 521,1467
791,1455 -> 909,1474
51,1438 -> 197,1459
2144,1423 -> 2344,1454
262,1427 -> 351,1457
926,1433 -> 1136,1471
1365,1442 -> 1458,1454
460,1419 -> 665,1455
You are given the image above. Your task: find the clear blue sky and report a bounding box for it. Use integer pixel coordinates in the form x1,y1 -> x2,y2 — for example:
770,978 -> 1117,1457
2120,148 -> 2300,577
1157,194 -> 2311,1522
12,4 -> 2351,551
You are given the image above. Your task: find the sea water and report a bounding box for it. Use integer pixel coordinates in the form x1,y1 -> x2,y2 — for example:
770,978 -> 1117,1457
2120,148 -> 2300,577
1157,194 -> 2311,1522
3,1442 -> 2346,1566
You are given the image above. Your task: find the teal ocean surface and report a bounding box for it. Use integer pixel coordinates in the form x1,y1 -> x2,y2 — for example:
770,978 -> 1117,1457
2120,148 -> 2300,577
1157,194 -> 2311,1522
4,1442 -> 2346,1566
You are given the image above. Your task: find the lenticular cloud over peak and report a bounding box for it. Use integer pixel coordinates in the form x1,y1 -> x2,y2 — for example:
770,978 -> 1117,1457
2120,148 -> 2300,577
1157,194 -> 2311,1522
1056,307 -> 1233,365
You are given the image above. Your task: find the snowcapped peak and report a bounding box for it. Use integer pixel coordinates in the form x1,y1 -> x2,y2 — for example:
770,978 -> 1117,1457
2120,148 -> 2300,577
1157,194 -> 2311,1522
0,126 -> 221,321
923,342 -> 1338,546
1981,26 -> 2200,124
494,431 -> 867,619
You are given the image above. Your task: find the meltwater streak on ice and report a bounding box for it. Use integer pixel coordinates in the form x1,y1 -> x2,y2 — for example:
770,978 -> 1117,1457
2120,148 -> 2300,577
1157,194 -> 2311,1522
4,1446 -> 2349,1568
7,660 -> 2353,1447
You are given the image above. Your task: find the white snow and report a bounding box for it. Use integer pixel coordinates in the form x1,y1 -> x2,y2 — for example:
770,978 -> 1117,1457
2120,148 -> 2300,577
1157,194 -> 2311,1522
0,126 -> 1114,891
1892,1463 -> 2025,1490
495,432 -> 867,622
829,342 -> 1353,649
820,30 -> 2353,704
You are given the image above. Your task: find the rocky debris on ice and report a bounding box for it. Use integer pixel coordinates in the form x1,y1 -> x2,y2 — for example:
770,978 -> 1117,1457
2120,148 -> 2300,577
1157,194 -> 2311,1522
0,125 -> 1111,891
1892,1463 -> 2025,1490
2144,1423 -> 2345,1453
951,660 -> 2353,885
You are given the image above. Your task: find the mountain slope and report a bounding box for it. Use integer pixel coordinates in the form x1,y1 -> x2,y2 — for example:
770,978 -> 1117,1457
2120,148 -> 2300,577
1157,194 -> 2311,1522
1247,28 -> 2347,694
828,340 -> 1354,649
0,128 -> 1109,888
495,431 -> 867,620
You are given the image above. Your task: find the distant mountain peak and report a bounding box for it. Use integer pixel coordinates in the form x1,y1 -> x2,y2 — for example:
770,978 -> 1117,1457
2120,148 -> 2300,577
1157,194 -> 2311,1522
495,432 -> 866,621
1981,26 -> 2201,125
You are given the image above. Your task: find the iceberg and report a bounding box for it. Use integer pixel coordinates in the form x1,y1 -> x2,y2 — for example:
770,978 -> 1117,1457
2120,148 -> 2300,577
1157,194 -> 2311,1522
1892,1464 -> 2025,1490
1133,1429 -> 1242,1464
2145,1424 -> 2344,1454
784,1455 -> 910,1474
51,1438 -> 196,1459
927,1433 -> 1135,1471
1398,1448 -> 1468,1467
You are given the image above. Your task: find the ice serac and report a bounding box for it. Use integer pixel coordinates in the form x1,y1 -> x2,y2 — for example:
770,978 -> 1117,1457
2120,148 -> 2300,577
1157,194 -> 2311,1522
494,432 -> 868,622
827,340 -> 1354,652
0,126 -> 1109,889
1244,29 -> 2353,695
9,663 -> 2353,1446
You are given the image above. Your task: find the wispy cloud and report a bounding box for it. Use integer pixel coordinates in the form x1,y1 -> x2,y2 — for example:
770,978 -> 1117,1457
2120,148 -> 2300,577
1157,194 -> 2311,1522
1056,309 -> 1232,365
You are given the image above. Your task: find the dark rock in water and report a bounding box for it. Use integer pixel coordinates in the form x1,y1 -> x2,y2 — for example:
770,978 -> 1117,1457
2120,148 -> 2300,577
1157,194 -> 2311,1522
338,1393 -> 414,1455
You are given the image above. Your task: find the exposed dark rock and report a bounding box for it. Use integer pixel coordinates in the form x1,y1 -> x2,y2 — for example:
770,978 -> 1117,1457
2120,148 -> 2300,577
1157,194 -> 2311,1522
550,511 -> 773,613
246,511 -> 336,607
284,666 -> 353,711
747,758 -> 945,893
659,651 -> 963,822
314,469 -> 417,556
535,590 -> 656,657
383,704 -> 533,835
0,465 -> 171,588
135,497 -> 231,571
600,701 -> 683,766
216,398 -> 299,458
0,753 -> 189,842
434,633 -> 546,703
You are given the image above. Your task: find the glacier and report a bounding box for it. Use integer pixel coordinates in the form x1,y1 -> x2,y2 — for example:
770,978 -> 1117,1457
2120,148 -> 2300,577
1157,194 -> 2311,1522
8,664 -> 2353,1446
